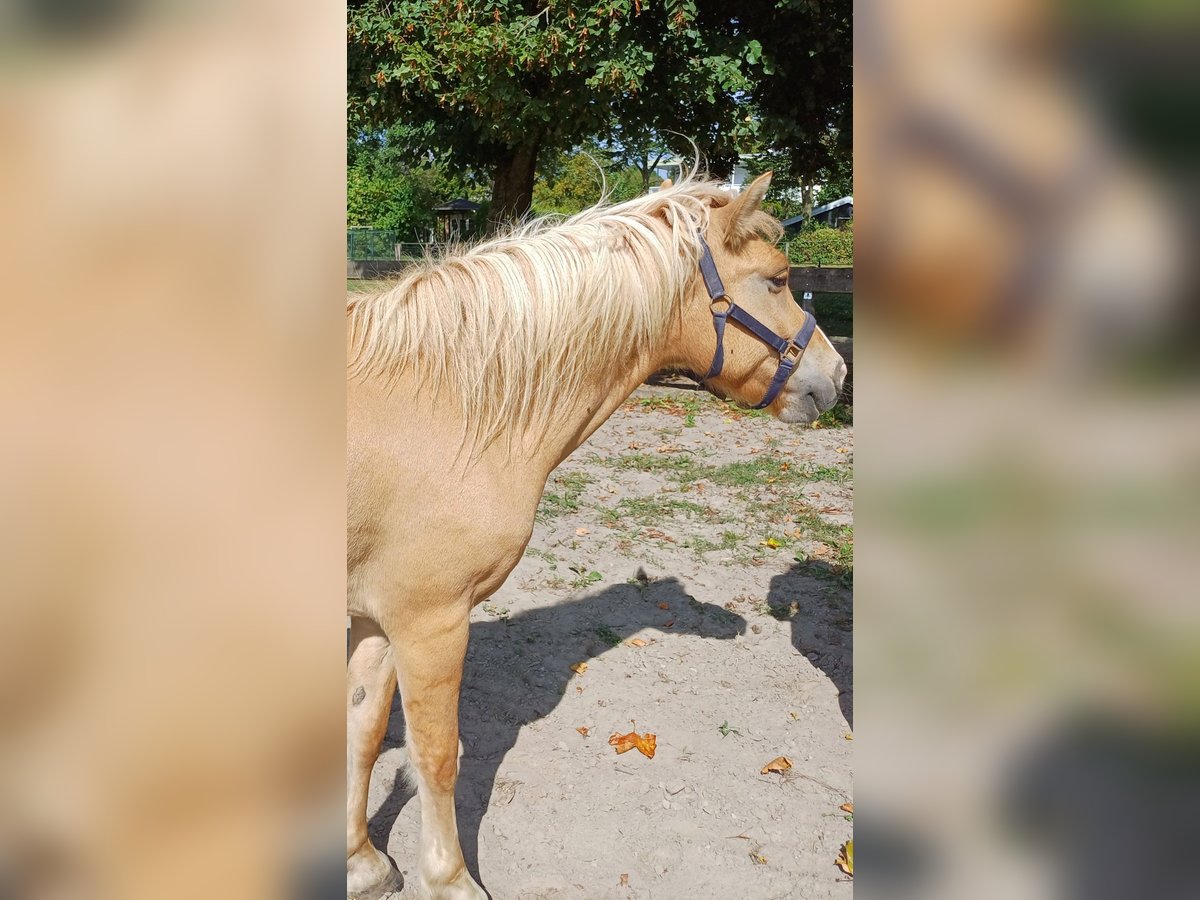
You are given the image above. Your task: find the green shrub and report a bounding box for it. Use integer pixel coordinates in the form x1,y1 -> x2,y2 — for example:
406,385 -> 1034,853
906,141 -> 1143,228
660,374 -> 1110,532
786,223 -> 853,267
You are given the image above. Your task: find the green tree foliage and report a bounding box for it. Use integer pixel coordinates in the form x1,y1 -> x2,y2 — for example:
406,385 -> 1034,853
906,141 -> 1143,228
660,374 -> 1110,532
532,147 -> 646,215
347,126 -> 486,240
735,0 -> 852,182
600,125 -> 673,194
347,0 -> 849,227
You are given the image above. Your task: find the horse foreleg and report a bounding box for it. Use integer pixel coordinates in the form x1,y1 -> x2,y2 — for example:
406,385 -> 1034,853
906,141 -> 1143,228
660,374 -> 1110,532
346,616 -> 403,900
390,607 -> 485,900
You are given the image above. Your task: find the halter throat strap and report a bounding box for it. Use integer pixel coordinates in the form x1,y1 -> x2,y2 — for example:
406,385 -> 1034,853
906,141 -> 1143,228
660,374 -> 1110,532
696,232 -> 817,410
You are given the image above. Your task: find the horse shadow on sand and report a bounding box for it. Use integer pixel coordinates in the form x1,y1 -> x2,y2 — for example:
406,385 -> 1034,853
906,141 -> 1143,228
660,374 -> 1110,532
766,559 -> 853,730
366,573 -> 745,894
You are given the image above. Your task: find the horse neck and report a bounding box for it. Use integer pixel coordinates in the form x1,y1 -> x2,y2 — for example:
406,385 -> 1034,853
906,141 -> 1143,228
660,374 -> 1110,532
520,342 -> 665,477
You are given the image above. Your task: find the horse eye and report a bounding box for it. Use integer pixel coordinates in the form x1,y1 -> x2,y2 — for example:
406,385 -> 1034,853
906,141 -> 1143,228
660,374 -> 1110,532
769,274 -> 789,290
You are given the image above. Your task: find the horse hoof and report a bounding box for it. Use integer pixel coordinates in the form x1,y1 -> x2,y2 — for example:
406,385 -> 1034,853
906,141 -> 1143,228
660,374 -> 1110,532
347,858 -> 403,900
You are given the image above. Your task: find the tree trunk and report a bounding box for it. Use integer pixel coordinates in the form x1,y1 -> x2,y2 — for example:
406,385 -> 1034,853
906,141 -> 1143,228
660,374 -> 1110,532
801,182 -> 816,220
488,137 -> 542,233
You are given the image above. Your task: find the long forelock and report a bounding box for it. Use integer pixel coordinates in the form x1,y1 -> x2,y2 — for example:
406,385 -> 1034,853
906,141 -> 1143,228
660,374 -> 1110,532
346,175 -> 755,449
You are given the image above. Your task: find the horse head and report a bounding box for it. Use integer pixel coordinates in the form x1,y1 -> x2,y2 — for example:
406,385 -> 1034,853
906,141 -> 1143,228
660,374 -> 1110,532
675,172 -> 847,424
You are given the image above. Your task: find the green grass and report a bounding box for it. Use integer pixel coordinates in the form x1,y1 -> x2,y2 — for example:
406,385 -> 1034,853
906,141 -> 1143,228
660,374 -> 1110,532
596,453 -> 848,487
815,402 -> 853,428
683,530 -> 744,555
594,624 -> 623,647
346,278 -> 394,293
536,471 -> 595,521
597,495 -> 711,526
707,457 -> 850,487
568,565 -> 603,589
811,293 -> 853,338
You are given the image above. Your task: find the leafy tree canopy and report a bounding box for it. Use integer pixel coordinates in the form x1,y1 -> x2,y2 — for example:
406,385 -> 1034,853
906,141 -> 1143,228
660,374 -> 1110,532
348,0 -> 850,225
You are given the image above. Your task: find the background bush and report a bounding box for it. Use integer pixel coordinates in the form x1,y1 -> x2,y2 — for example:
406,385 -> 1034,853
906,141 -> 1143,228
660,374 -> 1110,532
786,223 -> 853,266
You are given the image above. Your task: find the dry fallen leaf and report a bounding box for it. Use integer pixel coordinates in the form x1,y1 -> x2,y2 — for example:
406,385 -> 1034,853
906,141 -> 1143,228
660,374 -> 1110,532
575,527 -> 590,536
836,446 -> 850,453
835,840 -> 854,877
576,726 -> 589,737
844,733 -> 854,741
570,662 -> 588,675
780,462 -> 790,472
627,638 -> 648,647
760,755 -> 793,775
839,802 -> 854,814
608,731 -> 656,759
657,602 -> 670,610
619,873 -> 629,887
749,848 -> 768,865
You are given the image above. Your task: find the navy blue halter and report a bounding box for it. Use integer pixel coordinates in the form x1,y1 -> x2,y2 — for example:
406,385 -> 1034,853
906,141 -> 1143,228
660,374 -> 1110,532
696,232 -> 817,410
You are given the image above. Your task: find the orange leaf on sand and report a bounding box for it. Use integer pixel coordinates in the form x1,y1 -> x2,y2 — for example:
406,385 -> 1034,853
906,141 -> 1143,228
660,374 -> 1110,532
576,726 -> 589,737
835,840 -> 854,877
760,756 -> 793,775
570,662 -> 588,675
657,602 -> 669,610
608,731 -> 656,759
619,874 -> 629,887
627,638 -> 648,647
839,802 -> 854,814
575,527 -> 590,536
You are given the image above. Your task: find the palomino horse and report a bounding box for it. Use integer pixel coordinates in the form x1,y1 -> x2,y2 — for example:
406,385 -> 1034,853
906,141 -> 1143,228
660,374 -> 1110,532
345,172 -> 846,899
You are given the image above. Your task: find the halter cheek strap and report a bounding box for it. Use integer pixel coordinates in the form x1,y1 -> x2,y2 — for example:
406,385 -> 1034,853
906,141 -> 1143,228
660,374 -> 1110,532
697,233 -> 818,410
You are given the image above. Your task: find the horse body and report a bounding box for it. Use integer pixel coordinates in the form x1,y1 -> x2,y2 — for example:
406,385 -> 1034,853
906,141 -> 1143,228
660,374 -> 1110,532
346,173 -> 845,899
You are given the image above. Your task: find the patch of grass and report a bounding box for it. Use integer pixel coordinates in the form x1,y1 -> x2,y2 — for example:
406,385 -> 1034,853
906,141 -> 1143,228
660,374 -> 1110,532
568,565 -> 603,589
346,279 -> 394,293
812,292 -> 853,338
757,597 -> 800,621
536,470 -> 595,521
684,530 -> 743,555
633,395 -> 705,419
482,603 -> 511,623
805,463 -> 850,483
599,452 -> 707,480
815,402 -> 853,428
524,547 -> 558,568
716,399 -> 772,419
636,395 -> 677,411
717,720 -> 741,738
708,458 -> 797,487
594,624 -> 622,647
598,495 -> 710,526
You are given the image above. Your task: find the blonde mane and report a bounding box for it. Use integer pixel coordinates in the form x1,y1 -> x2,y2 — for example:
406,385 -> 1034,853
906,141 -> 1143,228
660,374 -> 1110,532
347,174 -> 775,448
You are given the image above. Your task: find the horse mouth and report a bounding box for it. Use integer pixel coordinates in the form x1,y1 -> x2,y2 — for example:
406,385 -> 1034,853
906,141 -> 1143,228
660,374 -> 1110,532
778,393 -> 821,425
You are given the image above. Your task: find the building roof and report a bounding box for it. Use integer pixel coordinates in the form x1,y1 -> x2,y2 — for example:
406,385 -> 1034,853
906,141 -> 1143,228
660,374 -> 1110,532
780,196 -> 853,229
434,198 -> 480,213
812,195 -> 853,217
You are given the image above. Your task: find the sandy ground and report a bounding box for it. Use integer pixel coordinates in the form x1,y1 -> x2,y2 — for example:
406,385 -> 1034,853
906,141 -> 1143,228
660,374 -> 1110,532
367,383 -> 854,899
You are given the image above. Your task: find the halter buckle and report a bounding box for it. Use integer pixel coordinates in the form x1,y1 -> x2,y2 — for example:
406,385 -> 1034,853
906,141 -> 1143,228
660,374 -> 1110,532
781,340 -> 804,363
710,296 -> 732,315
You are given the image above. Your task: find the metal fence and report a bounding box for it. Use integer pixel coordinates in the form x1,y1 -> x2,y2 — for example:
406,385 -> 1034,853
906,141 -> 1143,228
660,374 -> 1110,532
347,229 -> 435,261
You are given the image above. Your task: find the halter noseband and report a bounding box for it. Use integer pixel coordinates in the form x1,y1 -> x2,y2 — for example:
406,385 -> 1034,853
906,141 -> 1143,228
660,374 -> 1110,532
697,232 -> 817,410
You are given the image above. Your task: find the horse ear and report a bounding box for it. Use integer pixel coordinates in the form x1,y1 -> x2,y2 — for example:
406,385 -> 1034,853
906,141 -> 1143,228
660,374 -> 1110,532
723,171 -> 773,247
